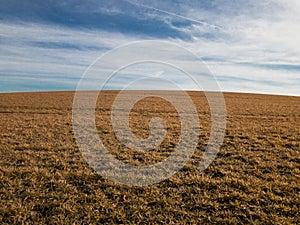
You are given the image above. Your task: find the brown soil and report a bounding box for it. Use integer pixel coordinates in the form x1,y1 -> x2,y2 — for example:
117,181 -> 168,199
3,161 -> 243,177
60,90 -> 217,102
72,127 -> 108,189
0,91 -> 299,224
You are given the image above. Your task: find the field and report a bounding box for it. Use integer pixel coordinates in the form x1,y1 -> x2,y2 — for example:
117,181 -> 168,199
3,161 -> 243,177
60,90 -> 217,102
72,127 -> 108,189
0,91 -> 299,224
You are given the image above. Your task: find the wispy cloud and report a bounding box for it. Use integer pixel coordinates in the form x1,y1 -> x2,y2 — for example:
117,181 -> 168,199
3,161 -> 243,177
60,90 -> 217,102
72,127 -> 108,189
0,22 -> 141,92
0,0 -> 299,95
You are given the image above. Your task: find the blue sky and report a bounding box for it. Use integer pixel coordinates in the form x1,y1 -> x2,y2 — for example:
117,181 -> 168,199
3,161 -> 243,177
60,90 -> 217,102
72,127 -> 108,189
0,0 -> 299,96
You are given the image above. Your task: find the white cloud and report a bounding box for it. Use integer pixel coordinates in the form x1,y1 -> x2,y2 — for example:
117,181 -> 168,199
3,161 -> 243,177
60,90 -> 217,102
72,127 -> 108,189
0,22 -> 141,92
165,0 -> 300,96
0,0 -> 299,96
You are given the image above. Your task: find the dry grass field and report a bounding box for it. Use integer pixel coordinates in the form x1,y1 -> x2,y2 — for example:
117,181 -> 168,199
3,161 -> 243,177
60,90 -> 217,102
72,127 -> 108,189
0,91 -> 299,224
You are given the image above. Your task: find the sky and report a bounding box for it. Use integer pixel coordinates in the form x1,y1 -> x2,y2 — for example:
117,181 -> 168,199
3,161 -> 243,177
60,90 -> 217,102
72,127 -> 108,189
0,0 -> 299,96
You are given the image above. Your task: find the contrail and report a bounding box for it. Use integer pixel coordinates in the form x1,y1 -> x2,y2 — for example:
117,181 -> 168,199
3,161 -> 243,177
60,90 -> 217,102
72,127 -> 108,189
123,0 -> 223,30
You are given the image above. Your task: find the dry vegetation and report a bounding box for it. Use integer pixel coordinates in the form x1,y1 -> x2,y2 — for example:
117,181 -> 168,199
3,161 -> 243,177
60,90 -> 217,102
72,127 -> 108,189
0,90 -> 299,224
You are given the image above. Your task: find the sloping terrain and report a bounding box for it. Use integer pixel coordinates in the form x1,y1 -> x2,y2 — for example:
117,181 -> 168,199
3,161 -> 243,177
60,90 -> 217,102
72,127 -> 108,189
0,91 -> 299,224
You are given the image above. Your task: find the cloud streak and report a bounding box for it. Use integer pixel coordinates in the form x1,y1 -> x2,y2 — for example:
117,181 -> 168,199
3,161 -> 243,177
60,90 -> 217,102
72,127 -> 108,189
0,0 -> 299,96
